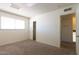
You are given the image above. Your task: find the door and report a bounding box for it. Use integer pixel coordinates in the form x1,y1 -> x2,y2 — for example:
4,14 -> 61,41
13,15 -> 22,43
61,14 -> 73,43
76,4 -> 79,54
33,21 -> 36,41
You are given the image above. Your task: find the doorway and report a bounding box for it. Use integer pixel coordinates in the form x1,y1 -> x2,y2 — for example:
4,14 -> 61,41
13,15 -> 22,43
33,21 -> 36,41
60,14 -> 76,52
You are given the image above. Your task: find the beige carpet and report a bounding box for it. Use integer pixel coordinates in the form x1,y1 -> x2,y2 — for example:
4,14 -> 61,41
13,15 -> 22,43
0,40 -> 76,55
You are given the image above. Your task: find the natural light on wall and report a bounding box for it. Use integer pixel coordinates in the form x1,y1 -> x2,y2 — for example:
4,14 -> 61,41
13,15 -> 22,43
1,16 -> 25,29
73,16 -> 76,42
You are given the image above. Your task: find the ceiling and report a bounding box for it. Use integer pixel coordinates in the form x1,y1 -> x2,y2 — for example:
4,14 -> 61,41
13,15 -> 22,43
0,3 -> 76,18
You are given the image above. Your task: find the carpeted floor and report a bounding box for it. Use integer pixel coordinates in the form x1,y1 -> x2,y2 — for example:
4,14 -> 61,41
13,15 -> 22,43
61,41 -> 76,51
0,40 -> 76,55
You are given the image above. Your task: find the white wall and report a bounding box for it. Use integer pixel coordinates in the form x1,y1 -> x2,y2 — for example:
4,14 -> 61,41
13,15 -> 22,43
76,4 -> 79,54
0,11 -> 29,46
30,4 -> 76,47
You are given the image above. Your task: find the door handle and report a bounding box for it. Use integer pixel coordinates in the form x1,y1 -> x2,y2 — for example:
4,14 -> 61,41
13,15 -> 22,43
76,36 -> 79,37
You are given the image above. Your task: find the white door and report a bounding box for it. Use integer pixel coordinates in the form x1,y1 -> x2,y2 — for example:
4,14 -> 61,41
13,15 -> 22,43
76,4 -> 79,54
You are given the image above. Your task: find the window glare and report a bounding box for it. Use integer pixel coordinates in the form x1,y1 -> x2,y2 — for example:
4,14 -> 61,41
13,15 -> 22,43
15,20 -> 25,29
1,16 -> 25,29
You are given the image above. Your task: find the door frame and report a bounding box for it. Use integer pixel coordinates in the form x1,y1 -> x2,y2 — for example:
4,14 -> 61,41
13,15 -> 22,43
60,13 -> 76,47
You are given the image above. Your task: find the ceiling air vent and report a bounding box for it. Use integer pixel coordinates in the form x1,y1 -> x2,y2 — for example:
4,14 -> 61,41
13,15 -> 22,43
64,7 -> 72,12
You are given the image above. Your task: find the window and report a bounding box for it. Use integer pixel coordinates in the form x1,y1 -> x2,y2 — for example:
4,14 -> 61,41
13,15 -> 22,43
1,16 -> 25,29
15,20 -> 25,29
